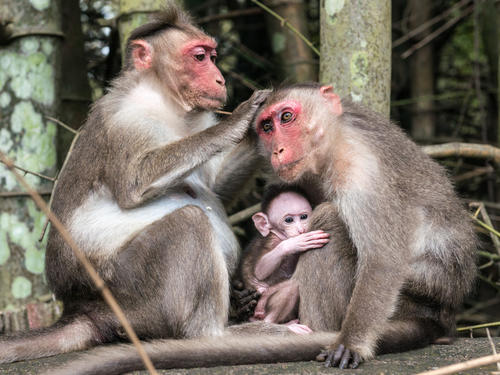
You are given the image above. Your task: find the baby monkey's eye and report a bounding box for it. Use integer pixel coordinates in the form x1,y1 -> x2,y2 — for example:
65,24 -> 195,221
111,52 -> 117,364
284,217 -> 294,224
300,214 -> 308,220
261,120 -> 273,133
281,111 -> 293,123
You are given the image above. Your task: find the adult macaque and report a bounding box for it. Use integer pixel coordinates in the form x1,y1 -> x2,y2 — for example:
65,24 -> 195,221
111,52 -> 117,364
253,83 -> 477,368
241,184 -> 329,331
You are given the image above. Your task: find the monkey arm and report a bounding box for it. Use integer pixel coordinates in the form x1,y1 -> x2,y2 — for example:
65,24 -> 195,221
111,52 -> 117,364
211,134 -> 264,205
107,91 -> 269,209
254,241 -> 293,281
330,192 -> 410,364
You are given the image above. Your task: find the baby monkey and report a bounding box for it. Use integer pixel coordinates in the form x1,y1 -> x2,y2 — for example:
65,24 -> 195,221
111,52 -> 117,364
241,184 -> 330,333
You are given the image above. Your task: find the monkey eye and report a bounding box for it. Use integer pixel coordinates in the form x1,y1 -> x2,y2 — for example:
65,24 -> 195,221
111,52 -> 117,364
281,111 -> 293,123
260,120 -> 273,133
210,53 -> 217,63
284,217 -> 294,224
194,53 -> 205,61
300,214 -> 308,220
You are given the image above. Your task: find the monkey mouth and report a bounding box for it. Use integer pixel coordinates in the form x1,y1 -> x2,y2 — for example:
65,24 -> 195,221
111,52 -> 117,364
276,159 -> 303,180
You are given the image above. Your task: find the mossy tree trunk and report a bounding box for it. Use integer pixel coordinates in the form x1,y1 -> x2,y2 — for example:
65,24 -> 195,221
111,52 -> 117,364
0,0 -> 61,326
319,0 -> 391,116
265,0 -> 316,82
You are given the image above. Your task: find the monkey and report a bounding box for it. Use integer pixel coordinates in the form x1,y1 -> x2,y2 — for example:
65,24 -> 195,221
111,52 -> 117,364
251,82 -> 477,369
0,6 -> 340,373
240,183 -> 329,331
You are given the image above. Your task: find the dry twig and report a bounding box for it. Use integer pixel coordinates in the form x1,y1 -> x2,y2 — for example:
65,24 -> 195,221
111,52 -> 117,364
415,353 -> 500,375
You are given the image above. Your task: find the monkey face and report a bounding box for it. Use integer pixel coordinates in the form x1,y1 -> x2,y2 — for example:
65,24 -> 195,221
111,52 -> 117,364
255,99 -> 309,181
267,192 -> 312,238
177,37 -> 227,110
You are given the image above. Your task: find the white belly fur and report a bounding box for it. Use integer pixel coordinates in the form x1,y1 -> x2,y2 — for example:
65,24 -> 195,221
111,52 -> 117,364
68,181 -> 239,267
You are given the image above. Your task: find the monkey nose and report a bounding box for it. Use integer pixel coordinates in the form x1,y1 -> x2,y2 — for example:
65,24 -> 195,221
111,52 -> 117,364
216,76 -> 225,86
273,147 -> 285,156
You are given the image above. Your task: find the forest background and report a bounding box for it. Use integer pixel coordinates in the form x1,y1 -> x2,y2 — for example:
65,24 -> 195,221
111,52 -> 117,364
0,0 -> 499,338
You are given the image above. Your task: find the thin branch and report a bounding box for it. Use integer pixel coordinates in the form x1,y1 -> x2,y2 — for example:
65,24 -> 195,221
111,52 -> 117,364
0,150 -> 158,375
457,321 -> 500,332
45,116 -> 78,135
250,0 -> 320,56
393,0 -> 472,48
0,190 -> 52,198
470,202 -> 500,256
415,353 -> 500,375
219,66 -> 262,91
215,110 -> 232,115
0,160 -> 57,182
401,4 -> 474,59
229,202 -> 261,225
486,328 -> 500,371
472,216 -> 500,238
422,142 -> 500,164
453,166 -> 493,182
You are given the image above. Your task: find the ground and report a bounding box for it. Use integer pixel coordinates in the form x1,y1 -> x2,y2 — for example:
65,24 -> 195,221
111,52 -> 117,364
0,338 -> 499,374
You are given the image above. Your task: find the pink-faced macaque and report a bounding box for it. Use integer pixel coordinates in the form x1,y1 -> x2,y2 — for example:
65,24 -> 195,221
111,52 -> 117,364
0,6 -> 338,375
241,184 -> 329,334
253,83 -> 477,369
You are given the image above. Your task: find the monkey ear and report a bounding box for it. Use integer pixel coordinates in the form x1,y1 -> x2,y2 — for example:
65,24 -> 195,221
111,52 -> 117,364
131,39 -> 153,71
320,85 -> 343,115
252,212 -> 271,237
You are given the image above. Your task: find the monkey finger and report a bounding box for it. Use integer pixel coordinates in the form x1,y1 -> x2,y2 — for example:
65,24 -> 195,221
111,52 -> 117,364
350,352 -> 362,369
232,280 -> 244,290
339,348 -> 352,369
250,89 -> 272,106
315,350 -> 327,362
238,292 -> 260,306
331,344 -> 345,367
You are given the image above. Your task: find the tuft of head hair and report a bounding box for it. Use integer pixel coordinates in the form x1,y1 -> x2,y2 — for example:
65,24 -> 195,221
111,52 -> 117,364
261,183 -> 311,214
123,2 -> 198,70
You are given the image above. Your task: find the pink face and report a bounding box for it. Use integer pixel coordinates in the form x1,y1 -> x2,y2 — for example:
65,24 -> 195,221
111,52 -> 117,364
268,192 -> 312,238
180,38 -> 226,109
255,100 -> 306,181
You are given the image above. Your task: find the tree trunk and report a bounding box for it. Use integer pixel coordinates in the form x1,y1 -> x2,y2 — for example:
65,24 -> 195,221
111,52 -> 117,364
265,0 -> 316,82
319,0 -> 391,116
118,0 -> 172,59
408,0 -> 435,142
58,0 -> 91,168
0,0 -> 60,319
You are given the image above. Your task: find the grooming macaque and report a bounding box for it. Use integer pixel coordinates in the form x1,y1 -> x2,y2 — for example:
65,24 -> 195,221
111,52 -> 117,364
253,83 -> 477,368
241,184 -> 329,330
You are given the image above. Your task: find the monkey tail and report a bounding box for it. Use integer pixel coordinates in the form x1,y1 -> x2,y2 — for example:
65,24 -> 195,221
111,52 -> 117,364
0,315 -> 100,364
44,332 -> 338,375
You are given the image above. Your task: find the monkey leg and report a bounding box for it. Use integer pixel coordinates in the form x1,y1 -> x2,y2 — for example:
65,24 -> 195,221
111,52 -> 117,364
293,203 -> 357,331
112,205 -> 229,339
263,280 -> 299,324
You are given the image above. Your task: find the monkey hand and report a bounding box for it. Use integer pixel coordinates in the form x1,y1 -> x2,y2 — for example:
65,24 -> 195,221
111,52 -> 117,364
281,230 -> 330,254
230,89 -> 272,137
316,344 -> 363,369
229,280 -> 260,322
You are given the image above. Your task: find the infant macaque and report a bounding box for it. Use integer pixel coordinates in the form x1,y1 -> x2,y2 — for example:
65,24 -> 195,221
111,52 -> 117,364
241,184 -> 330,333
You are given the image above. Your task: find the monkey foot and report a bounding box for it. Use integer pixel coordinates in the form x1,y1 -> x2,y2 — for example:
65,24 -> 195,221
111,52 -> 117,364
316,344 -> 362,369
284,320 -> 312,335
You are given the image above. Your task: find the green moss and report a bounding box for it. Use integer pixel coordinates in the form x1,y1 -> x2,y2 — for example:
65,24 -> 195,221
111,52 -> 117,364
0,92 -> 11,108
350,51 -> 369,90
325,0 -> 345,24
272,32 -> 286,54
6,40 -> 55,106
0,230 -> 10,265
30,0 -> 50,11
11,276 -> 32,299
